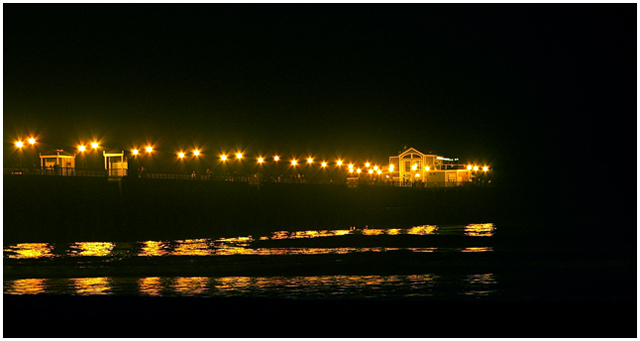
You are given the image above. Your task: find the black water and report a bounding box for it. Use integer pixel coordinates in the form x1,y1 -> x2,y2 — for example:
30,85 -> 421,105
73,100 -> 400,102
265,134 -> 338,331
3,224 -> 636,337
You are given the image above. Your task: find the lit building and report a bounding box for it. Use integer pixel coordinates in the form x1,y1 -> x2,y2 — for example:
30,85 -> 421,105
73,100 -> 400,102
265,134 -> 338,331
39,149 -> 76,175
388,147 -> 472,186
103,150 -> 128,176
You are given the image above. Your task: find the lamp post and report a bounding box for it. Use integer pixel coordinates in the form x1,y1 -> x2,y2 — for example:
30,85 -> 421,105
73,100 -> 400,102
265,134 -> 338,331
91,142 -> 99,172
28,138 -> 36,172
220,154 -> 227,180
15,141 -> 24,170
78,145 -> 86,173
424,166 -> 430,188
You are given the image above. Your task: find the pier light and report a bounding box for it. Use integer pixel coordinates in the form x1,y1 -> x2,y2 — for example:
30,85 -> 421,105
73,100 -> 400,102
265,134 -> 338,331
193,150 -> 200,156
348,164 -> 354,169
291,160 -> 297,166
368,169 -> 374,174
473,166 -> 479,171
146,146 -> 153,153
349,169 -> 354,174
28,138 -> 36,145
373,165 -> 378,171
178,152 -> 185,159
220,154 -> 227,161
15,141 -> 24,148
132,149 -> 139,156
78,145 -> 86,152
365,162 -> 370,168
273,155 -> 280,162
425,166 -> 430,171
236,152 -> 243,159
377,170 -> 382,175
412,164 -> 417,171
467,165 -> 472,170
482,166 -> 489,172
258,157 -> 264,164
321,161 -> 327,168
356,168 -> 361,174
336,160 -> 343,166
307,157 -> 313,164
91,142 -> 99,149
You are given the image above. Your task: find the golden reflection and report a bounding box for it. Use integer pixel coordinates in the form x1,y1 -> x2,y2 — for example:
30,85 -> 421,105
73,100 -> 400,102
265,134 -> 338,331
139,277 -> 163,296
172,277 -> 210,296
461,247 -> 494,253
407,247 -> 438,252
386,229 -> 401,235
72,277 -> 112,295
172,239 -> 215,256
4,243 -> 56,259
139,241 -> 171,257
216,236 -> 253,244
464,223 -> 495,237
216,246 -> 258,256
4,278 -> 47,295
407,225 -> 438,235
264,229 -> 352,240
69,242 -> 115,257
360,228 -> 384,235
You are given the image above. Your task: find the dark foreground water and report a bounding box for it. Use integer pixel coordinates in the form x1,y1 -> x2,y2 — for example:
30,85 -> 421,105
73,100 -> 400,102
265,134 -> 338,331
4,223 -> 636,337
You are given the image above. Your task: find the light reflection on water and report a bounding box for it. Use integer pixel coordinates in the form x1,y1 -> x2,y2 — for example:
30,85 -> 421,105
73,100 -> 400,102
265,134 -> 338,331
3,243 -> 57,259
4,273 -> 498,299
3,224 -> 495,259
69,242 -> 115,257
72,277 -> 112,295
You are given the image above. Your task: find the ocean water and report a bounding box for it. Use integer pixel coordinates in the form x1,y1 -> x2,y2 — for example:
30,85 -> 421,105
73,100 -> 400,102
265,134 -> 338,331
5,224 -> 501,299
4,222 -> 635,337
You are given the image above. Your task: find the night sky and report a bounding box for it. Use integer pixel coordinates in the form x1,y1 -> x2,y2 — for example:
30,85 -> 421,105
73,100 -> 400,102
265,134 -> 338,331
3,4 -> 635,183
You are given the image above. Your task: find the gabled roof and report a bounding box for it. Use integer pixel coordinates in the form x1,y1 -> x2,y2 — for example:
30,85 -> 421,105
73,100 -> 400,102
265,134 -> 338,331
40,149 -> 75,157
399,147 -> 436,157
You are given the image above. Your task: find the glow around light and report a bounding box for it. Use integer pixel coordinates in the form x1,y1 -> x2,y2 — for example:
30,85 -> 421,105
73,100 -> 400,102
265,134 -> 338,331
78,145 -> 86,152
483,166 -> 489,171
28,138 -> 36,145
356,168 -> 361,174
193,150 -> 200,156
473,166 -> 479,171
321,161 -> 327,167
15,141 -> 24,148
425,166 -> 430,171
291,160 -> 297,166
273,155 -> 280,162
91,142 -> 99,149
412,164 -> 417,171
146,146 -> 153,153
377,170 -> 382,175
336,160 -> 342,166
236,152 -> 242,159
258,157 -> 264,164
365,162 -> 370,168
389,164 -> 394,171
467,165 -> 472,170
348,164 -> 354,169
307,157 -> 313,164
178,152 -> 185,158
220,155 -> 227,161
368,169 -> 374,174
415,173 -> 420,178
132,149 -> 139,156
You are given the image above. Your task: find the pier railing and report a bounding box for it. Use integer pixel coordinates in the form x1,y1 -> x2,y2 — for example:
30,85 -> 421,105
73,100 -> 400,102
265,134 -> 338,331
4,167 -> 490,188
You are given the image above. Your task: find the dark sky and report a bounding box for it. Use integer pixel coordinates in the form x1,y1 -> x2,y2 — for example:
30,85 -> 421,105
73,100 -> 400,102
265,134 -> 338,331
3,4 -> 635,178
